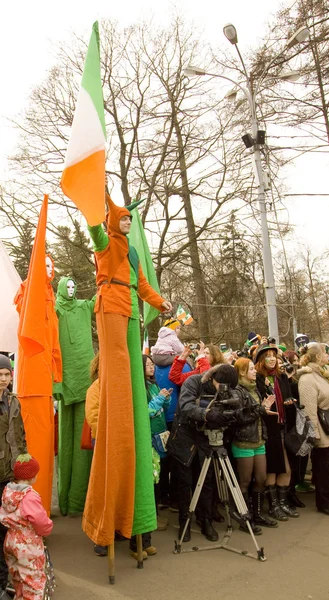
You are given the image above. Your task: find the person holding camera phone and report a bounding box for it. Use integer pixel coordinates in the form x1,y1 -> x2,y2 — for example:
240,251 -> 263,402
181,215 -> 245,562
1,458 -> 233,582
169,342 -> 225,386
254,343 -> 300,521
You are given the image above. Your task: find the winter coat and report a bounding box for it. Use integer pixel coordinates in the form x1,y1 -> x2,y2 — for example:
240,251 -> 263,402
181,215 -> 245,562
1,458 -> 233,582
146,381 -> 170,435
151,328 -> 184,356
298,363 -> 329,448
232,384 -> 267,445
0,482 -> 53,538
166,373 -> 216,466
256,372 -> 293,474
169,356 -> 211,386
0,391 -> 27,483
154,362 -> 191,423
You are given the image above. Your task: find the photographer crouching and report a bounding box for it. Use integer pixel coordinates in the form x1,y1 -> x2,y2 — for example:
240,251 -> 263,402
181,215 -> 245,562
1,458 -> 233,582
167,364 -> 245,543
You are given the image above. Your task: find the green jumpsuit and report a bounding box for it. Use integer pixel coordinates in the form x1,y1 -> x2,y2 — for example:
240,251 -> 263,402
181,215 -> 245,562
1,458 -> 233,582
53,277 -> 95,515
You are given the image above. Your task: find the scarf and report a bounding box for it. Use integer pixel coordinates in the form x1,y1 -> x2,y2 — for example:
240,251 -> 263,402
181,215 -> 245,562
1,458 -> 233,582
266,369 -> 284,424
239,377 -> 260,404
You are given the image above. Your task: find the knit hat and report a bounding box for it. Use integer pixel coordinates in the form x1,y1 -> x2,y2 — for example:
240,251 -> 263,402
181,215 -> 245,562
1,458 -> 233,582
254,343 -> 278,364
202,364 -> 238,388
0,355 -> 13,374
164,318 -> 180,330
14,454 -> 40,481
246,332 -> 260,347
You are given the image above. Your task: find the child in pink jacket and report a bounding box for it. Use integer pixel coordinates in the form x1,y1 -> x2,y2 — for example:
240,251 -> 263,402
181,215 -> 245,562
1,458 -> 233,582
0,454 -> 53,600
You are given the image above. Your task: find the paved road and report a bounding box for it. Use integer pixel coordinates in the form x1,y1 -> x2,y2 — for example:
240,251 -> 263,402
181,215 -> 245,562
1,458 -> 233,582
48,493 -> 328,600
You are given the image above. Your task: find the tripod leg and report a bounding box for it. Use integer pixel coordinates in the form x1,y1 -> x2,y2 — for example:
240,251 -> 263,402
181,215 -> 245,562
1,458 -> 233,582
218,455 -> 248,515
213,459 -> 232,527
108,543 -> 115,584
223,453 -> 249,510
176,455 -> 212,551
217,455 -> 265,559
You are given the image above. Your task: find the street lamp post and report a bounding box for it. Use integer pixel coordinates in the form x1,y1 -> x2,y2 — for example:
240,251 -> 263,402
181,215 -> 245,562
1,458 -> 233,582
185,24 -> 309,342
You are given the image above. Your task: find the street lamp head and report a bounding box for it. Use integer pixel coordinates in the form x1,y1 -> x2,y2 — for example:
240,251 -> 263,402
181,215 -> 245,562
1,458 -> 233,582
184,65 -> 206,77
286,26 -> 310,49
279,70 -> 301,82
223,23 -> 238,45
225,87 -> 238,102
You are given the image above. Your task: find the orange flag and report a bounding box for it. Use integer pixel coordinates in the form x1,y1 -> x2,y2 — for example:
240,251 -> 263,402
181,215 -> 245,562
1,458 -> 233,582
17,195 -> 48,358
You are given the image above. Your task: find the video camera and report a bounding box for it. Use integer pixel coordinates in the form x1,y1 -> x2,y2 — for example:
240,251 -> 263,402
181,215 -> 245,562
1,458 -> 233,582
198,383 -> 240,431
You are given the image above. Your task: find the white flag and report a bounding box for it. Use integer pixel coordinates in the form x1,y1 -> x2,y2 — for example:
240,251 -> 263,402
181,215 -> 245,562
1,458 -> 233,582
0,240 -> 21,352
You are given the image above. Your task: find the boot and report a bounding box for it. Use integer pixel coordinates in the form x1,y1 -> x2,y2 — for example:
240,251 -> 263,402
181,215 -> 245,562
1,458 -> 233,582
277,485 -> 300,518
212,502 -> 225,523
265,485 -> 288,521
252,491 -> 278,528
287,487 -> 305,509
200,518 -> 219,541
239,492 -> 262,536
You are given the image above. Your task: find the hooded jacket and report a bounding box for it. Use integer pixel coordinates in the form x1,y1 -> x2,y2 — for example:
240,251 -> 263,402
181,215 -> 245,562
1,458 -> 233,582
54,277 -> 95,405
151,327 -> 184,356
0,482 -> 53,537
297,363 -> 329,448
87,195 -> 165,317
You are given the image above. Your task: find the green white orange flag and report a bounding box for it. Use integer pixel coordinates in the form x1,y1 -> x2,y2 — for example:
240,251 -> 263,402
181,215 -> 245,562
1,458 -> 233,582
128,209 -> 161,327
176,304 -> 193,325
61,21 -> 106,226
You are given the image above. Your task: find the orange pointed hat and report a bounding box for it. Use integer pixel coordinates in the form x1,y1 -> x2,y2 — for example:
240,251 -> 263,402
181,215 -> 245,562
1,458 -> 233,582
104,194 -> 143,283
106,194 -> 143,234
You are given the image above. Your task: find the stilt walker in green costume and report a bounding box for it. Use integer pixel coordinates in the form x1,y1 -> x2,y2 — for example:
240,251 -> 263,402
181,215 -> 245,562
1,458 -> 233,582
53,277 -> 95,515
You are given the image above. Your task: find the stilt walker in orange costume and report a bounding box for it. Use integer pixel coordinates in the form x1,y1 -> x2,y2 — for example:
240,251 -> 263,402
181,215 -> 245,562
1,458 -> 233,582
82,195 -> 172,546
14,196 -> 62,515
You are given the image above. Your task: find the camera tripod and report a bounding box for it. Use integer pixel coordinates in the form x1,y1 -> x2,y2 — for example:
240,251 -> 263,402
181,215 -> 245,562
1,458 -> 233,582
173,429 -> 266,562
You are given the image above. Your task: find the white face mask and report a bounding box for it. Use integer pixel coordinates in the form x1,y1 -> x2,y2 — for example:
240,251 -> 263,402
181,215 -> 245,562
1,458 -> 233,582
45,257 -> 53,279
67,280 -> 75,298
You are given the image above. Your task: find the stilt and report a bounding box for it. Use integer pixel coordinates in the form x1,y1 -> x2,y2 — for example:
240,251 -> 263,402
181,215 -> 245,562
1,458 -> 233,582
108,542 -> 115,584
136,534 -> 144,569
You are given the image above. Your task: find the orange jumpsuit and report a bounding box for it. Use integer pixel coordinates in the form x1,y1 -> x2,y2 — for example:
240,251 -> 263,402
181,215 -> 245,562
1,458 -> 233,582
15,262 -> 62,515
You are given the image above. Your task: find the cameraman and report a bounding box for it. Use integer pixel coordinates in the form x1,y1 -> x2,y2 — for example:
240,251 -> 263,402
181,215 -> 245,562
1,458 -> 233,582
167,364 -> 242,543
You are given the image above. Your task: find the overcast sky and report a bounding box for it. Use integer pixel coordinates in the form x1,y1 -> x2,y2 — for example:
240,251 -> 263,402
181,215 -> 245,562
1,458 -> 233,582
1,0 -> 328,254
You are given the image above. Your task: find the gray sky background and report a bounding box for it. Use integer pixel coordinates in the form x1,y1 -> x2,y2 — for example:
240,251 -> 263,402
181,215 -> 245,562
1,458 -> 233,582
1,0 -> 327,254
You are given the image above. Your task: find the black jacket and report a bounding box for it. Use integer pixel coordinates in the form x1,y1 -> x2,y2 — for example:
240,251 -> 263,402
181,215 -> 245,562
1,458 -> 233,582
167,374 -> 262,466
232,384 -> 267,444
166,374 -> 216,466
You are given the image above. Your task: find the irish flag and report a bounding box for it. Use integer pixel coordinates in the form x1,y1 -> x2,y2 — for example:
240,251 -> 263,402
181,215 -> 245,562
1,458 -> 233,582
61,21 -> 106,226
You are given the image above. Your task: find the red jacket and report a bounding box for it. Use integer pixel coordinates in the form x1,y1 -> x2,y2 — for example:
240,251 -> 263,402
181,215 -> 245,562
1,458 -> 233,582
169,356 -> 211,386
